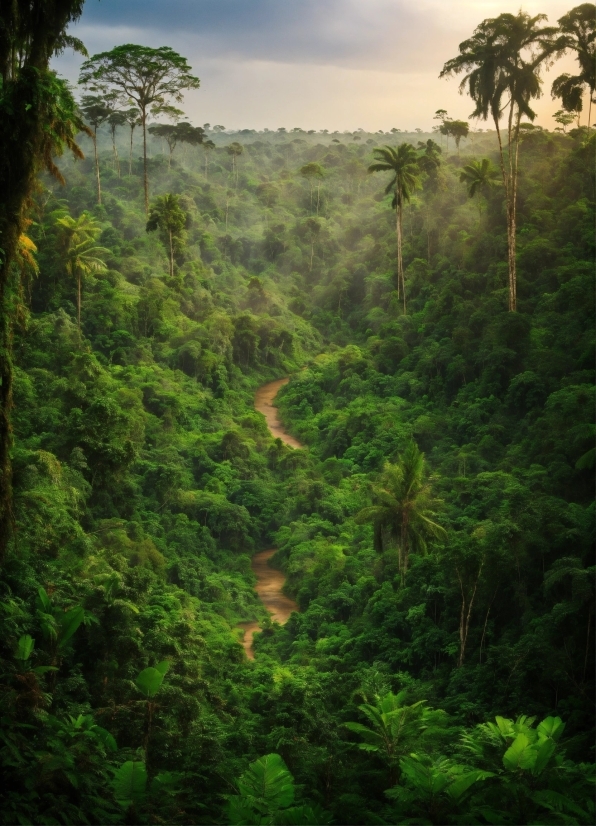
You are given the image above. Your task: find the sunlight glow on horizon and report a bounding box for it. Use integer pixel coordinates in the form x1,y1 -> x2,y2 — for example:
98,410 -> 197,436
53,1 -> 585,132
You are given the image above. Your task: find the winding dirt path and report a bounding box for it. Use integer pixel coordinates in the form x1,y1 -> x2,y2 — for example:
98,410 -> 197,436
238,549 -> 299,659
238,379 -> 302,658
254,378 -> 303,449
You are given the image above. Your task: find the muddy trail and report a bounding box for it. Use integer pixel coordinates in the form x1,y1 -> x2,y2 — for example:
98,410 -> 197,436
238,379 -> 302,658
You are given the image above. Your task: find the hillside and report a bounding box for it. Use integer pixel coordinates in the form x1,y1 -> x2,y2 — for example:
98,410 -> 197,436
0,114 -> 594,824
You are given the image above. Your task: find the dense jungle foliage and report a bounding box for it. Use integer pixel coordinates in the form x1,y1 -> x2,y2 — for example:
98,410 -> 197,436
0,103 -> 594,823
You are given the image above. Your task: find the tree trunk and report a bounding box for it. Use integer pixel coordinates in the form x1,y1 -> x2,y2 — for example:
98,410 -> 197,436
398,203 -> 406,315
493,107 -> 517,312
129,127 -> 134,176
93,130 -> 101,205
142,109 -> 149,213
111,133 -> 120,177
316,182 -> 321,216
395,194 -> 401,300
77,270 -> 82,331
456,561 -> 483,667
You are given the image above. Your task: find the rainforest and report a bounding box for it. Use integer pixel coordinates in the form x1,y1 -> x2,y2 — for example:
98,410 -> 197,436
0,3 -> 594,824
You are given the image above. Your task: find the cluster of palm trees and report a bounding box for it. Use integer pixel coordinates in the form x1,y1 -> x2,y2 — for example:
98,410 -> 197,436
440,6 -> 594,312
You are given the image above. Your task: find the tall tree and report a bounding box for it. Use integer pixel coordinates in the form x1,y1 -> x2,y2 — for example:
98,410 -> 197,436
445,119 -> 470,155
226,142 -> 243,186
80,95 -> 110,202
356,443 -> 446,583
300,162 -> 325,214
417,139 -> 442,261
202,138 -> 216,178
441,12 -> 558,311
55,211 -> 108,330
368,144 -> 421,313
551,4 -> 596,129
79,45 -> 200,212
0,0 -> 88,560
106,109 -> 127,176
123,107 -> 141,176
146,194 -> 187,278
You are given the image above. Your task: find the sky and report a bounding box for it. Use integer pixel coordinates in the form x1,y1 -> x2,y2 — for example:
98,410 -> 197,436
53,0 -> 581,132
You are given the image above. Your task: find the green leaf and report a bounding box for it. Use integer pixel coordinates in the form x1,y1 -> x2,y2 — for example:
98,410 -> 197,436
113,761 -> 147,808
58,606 -> 84,647
227,797 -> 264,825
537,716 -> 565,743
502,733 -> 536,771
16,634 -> 34,661
237,753 -> 295,812
135,666 -> 166,698
447,770 -> 494,800
151,771 -> 183,795
531,738 -> 555,775
155,660 -> 170,676
37,587 -> 52,613
93,725 -> 117,752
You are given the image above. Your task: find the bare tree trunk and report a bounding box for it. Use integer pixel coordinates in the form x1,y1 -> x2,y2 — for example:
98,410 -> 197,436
316,182 -> 321,215
479,586 -> 498,663
93,130 -> 101,205
142,110 -> 149,213
493,107 -> 517,312
129,127 -> 134,176
456,560 -> 483,666
395,195 -> 401,300
398,203 -> 407,315
77,270 -> 81,331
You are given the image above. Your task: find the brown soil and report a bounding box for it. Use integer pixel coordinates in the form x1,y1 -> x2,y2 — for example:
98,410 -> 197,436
254,378 -> 303,449
238,549 -> 299,659
238,379 -> 302,659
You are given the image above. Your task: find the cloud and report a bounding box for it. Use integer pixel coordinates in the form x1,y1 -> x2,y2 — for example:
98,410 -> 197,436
54,0 -> 578,130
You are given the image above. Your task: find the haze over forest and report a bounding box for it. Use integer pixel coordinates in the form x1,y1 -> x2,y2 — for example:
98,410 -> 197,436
0,2 -> 594,825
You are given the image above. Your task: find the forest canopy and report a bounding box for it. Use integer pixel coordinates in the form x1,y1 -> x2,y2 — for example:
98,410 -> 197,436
0,3 -> 594,824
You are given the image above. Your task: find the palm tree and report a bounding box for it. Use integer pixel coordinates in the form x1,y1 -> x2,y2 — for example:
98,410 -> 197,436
55,212 -> 108,331
551,4 -> 596,130
441,12 -> 558,311
344,691 -> 433,785
459,158 -> 500,211
356,442 -> 446,583
368,144 -> 421,313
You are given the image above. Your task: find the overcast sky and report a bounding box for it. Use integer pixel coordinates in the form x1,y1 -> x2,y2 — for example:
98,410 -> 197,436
53,0 -> 580,131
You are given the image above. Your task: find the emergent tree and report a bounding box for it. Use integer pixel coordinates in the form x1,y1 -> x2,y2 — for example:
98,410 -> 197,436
441,12 -> 558,311
79,45 -> 200,212
368,144 -> 421,313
